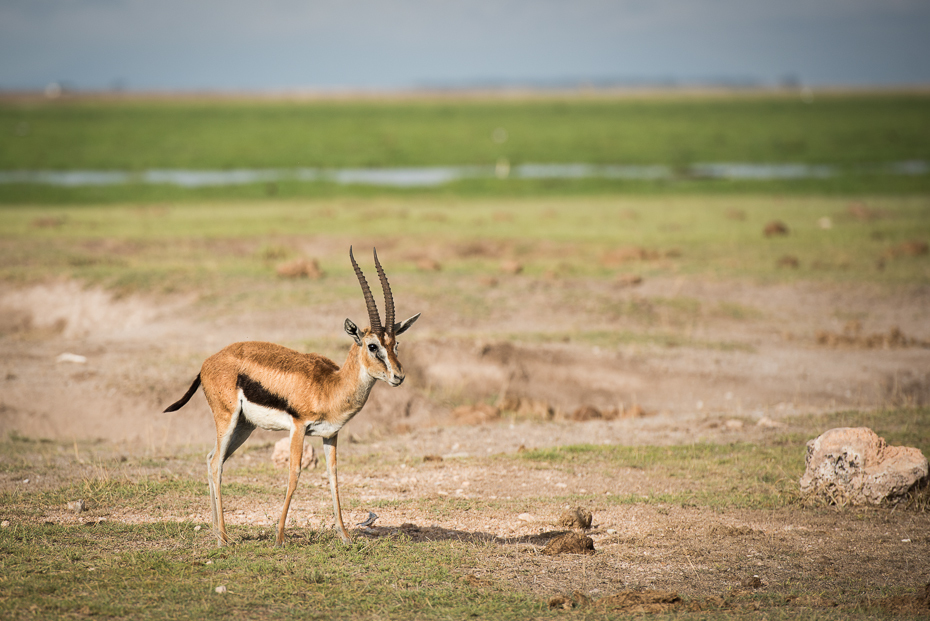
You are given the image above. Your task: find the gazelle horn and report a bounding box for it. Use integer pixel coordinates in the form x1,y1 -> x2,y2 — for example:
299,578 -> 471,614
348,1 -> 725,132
372,248 -> 395,335
349,246 -> 382,335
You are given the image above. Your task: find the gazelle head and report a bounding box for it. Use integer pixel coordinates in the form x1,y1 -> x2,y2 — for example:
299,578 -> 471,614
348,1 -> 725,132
345,246 -> 420,387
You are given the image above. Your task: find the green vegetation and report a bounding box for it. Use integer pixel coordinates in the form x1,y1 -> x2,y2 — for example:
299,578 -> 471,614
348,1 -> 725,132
1,92 -> 929,201
2,196 -> 928,299
0,523 -> 542,620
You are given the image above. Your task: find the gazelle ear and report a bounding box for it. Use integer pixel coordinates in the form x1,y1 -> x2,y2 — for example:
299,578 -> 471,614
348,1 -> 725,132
344,318 -> 363,346
393,313 -> 421,336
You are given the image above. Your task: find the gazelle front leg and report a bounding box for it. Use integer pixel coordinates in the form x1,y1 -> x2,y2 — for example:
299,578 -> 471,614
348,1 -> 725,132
323,434 -> 352,544
275,427 -> 306,547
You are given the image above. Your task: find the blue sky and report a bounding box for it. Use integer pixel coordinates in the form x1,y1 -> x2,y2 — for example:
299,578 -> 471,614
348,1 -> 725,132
1,0 -> 928,91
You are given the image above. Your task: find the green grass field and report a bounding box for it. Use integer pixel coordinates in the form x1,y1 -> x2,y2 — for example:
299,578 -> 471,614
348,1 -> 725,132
2,92 -> 929,202
3,196 -> 928,299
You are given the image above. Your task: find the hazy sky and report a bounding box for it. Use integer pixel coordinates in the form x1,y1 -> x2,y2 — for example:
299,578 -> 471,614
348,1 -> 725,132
1,0 -> 928,91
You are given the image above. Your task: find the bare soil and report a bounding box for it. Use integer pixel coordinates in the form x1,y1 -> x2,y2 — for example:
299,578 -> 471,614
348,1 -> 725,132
1,275 -> 929,613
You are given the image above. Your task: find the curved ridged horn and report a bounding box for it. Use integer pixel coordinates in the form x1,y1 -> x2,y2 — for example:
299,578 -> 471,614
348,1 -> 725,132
349,246 -> 382,335
372,248 -> 395,335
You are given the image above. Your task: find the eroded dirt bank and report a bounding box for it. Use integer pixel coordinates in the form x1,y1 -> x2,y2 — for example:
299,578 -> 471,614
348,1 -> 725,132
1,276 -> 928,447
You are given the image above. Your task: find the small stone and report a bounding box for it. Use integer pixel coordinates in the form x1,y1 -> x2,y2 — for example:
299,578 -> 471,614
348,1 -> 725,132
271,437 -> 317,470
67,500 -> 86,514
1,520 -> 9,528
763,220 -> 789,237
194,525 -> 202,532
56,353 -> 87,364
517,513 -> 535,522
742,575 -> 764,589
757,416 -> 785,429
275,257 -> 324,279
724,419 -> 744,431
215,585 -> 227,594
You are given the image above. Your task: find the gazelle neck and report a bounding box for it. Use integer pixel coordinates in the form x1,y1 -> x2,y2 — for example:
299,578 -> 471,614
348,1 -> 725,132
328,344 -> 378,422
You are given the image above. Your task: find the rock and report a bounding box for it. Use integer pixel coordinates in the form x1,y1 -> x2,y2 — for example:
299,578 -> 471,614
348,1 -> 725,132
742,575 -> 764,589
517,512 -> 535,522
56,353 -> 87,364
597,590 -> 681,613
616,274 -> 643,287
497,396 -> 554,420
764,221 -> 789,237
1,520 -> 9,528
452,403 -> 500,425
799,427 -> 929,505
541,531 -> 595,555
271,437 -> 318,470
67,499 -> 86,514
756,416 -> 785,429
215,585 -> 227,594
570,405 -> 602,421
275,258 -> 324,279
557,507 -> 593,529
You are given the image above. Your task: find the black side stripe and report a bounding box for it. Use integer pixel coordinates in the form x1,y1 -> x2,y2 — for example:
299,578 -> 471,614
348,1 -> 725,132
236,373 -> 300,418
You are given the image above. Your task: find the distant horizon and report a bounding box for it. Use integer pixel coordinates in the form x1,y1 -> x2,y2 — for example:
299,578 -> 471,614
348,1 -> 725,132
3,0 -> 929,94
3,81 -> 929,100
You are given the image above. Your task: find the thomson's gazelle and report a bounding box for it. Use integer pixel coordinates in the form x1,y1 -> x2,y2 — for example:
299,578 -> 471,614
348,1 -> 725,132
164,247 -> 420,547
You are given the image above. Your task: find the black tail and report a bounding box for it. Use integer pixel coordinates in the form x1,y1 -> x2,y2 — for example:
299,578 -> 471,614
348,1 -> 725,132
164,374 -> 201,412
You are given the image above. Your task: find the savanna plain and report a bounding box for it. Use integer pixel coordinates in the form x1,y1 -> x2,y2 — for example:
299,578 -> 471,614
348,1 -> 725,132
1,92 -> 929,620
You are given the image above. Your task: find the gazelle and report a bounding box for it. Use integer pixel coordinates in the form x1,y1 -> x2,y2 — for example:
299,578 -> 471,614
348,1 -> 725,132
164,247 -> 420,547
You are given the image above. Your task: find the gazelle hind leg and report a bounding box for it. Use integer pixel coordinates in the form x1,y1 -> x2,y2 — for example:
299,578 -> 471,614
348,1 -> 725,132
275,427 -> 306,547
207,405 -> 249,547
323,434 -> 352,544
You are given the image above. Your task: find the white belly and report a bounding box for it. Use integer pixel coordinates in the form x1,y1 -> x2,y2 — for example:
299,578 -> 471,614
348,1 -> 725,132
305,419 -> 344,439
239,391 -> 295,432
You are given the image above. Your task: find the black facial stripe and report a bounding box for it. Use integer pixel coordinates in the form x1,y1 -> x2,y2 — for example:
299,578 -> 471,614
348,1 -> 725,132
237,373 -> 299,418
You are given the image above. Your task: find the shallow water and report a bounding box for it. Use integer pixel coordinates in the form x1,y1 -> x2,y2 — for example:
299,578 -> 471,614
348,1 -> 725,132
0,161 -> 925,188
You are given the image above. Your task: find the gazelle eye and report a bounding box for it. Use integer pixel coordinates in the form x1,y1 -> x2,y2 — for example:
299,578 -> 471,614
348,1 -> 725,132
367,343 -> 378,352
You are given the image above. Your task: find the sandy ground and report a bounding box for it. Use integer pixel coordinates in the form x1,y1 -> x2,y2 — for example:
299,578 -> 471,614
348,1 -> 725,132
2,274 -> 930,612
1,274 -> 928,447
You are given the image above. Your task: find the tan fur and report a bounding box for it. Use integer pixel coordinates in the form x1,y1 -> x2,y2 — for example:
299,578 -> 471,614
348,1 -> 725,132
165,248 -> 419,548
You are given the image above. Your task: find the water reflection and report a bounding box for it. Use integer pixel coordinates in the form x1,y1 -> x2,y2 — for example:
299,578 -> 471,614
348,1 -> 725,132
0,161 -> 924,188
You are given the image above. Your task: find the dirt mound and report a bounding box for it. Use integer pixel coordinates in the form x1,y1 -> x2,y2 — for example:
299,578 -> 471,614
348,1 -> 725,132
815,321 -> 929,349
556,507 -> 592,529
597,590 -> 682,613
0,282 -> 179,339
541,532 -> 594,555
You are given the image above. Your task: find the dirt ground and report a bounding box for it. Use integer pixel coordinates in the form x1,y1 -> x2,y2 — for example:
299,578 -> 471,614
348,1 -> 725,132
2,274 -> 929,613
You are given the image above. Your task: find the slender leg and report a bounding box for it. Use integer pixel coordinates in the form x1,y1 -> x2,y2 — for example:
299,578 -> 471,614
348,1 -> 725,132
206,447 -> 219,540
323,434 -> 352,544
207,409 -> 251,547
208,445 -> 229,546
275,428 -> 306,547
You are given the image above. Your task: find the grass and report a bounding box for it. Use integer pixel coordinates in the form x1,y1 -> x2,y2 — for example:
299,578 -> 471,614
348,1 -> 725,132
0,524 -> 543,620
1,92 -> 929,201
1,407 -> 927,620
1,196 -> 928,300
